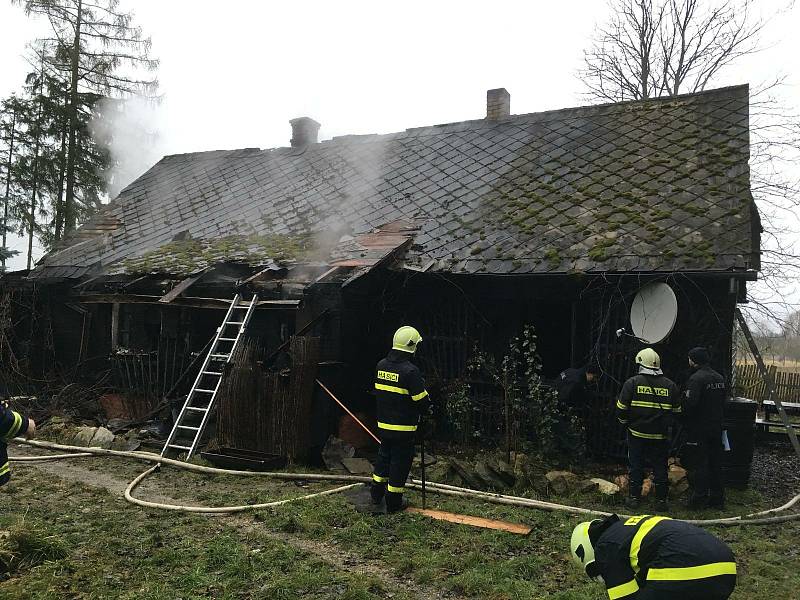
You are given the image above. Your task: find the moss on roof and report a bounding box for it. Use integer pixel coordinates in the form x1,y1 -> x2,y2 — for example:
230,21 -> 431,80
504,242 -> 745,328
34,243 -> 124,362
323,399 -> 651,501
116,233 -> 314,276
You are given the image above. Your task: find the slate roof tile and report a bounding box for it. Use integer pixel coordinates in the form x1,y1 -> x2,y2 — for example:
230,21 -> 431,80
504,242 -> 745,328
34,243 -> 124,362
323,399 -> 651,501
35,85 -> 759,277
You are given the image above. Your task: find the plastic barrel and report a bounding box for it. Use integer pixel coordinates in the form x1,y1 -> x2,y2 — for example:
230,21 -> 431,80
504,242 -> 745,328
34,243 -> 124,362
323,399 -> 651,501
722,397 -> 757,489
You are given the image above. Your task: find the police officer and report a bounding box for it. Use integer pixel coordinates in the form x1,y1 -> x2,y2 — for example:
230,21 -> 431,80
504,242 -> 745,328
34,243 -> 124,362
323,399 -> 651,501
682,347 -> 727,509
370,326 -> 429,513
1,399 -> 36,486
616,348 -> 680,509
570,514 -> 737,599
555,364 -> 600,410
554,363 -> 600,460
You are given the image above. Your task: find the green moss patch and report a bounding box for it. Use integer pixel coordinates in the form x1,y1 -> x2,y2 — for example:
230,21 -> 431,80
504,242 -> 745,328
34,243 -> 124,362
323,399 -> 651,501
116,233 -> 314,276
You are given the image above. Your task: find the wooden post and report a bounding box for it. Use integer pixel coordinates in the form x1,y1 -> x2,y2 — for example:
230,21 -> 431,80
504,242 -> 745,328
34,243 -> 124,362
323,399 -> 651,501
111,302 -> 120,351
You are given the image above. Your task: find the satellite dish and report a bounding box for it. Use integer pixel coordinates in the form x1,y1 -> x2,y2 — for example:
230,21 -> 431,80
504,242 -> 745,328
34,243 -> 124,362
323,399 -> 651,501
630,283 -> 678,343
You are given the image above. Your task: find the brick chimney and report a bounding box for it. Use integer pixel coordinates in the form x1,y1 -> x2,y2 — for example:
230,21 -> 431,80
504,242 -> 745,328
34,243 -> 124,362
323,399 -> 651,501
289,117 -> 321,147
486,88 -> 510,120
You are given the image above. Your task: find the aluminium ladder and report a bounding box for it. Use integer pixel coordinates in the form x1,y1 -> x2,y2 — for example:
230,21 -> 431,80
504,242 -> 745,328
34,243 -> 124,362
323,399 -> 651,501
161,293 -> 258,460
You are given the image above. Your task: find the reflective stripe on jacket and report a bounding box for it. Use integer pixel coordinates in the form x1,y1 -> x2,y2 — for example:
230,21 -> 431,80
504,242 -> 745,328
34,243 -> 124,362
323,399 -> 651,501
616,374 -> 679,440
594,514 -> 736,599
374,350 -> 428,433
0,406 -> 28,442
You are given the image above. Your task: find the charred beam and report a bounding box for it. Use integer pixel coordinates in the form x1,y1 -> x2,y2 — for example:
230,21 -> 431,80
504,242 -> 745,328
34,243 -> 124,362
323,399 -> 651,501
76,293 -> 300,310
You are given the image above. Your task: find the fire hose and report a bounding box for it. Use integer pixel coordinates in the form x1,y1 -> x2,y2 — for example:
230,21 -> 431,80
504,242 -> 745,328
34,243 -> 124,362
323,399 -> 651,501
9,438 -> 800,525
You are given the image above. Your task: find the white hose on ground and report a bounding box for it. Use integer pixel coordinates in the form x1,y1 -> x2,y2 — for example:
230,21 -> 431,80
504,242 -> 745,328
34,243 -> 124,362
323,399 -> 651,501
10,452 -> 94,460
125,464 -> 361,513
11,438 -> 800,525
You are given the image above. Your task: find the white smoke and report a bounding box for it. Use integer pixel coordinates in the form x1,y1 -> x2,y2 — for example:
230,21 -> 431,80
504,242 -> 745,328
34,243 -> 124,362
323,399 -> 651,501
90,96 -> 167,199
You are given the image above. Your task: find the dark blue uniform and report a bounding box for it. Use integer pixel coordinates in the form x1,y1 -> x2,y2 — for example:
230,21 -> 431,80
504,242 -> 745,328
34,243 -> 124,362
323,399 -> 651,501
592,514 -> 736,599
682,365 -> 727,506
370,350 -> 429,511
556,367 -> 590,409
617,373 -> 680,500
1,404 -> 30,486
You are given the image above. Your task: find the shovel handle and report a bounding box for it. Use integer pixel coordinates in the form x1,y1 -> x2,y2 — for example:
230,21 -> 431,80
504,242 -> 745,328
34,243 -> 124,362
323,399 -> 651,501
316,379 -> 382,445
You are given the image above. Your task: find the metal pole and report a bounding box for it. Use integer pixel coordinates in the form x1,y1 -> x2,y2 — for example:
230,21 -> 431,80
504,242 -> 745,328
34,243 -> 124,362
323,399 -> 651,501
421,426 -> 427,509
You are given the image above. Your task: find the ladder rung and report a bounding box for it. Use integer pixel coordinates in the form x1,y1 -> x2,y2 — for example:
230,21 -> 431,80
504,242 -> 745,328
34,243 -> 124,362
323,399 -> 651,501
177,425 -> 200,431
225,321 -> 244,325
169,444 -> 192,451
202,371 -> 222,376
210,354 -> 230,359
218,337 -> 237,341
195,388 -> 216,393
186,406 -> 208,413
231,305 -> 248,309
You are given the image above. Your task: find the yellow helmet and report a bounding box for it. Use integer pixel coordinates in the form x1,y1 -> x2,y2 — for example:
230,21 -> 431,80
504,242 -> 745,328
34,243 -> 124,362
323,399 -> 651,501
392,326 -> 422,353
570,521 -> 603,582
635,347 -> 661,371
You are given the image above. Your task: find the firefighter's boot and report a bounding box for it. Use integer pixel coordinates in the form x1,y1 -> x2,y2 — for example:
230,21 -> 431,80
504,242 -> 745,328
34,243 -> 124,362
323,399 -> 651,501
370,482 -> 386,505
386,491 -> 409,514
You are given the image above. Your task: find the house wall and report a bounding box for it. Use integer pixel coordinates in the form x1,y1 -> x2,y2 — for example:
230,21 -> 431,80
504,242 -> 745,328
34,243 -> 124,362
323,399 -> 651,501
338,269 -> 742,457
1,269 -> 742,460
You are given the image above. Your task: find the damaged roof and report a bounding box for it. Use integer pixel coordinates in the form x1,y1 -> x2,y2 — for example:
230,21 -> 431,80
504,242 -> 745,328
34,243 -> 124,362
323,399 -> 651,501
32,84 -> 759,279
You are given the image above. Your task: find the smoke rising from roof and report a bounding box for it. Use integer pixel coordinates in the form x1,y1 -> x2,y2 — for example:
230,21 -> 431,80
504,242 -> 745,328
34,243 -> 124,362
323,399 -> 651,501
90,96 -> 167,199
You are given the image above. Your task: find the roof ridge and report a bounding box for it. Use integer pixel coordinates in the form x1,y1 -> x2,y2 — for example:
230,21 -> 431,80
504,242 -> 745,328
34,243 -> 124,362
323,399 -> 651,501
155,84 -> 751,156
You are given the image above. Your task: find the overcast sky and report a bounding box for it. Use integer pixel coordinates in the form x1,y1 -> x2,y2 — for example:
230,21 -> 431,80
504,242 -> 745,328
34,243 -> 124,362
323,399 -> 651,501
1,0 -> 798,302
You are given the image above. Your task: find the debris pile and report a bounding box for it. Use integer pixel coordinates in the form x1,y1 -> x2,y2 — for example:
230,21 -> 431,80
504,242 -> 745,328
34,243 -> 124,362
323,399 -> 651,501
37,416 -> 145,451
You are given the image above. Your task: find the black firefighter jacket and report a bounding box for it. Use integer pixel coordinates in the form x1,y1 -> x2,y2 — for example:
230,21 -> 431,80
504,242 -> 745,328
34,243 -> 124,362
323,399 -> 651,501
591,514 -> 736,599
616,373 -> 680,440
374,350 -> 429,436
1,404 -> 31,483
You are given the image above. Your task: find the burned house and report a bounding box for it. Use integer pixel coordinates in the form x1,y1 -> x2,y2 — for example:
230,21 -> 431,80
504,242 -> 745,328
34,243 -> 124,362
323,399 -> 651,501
0,85 -> 760,460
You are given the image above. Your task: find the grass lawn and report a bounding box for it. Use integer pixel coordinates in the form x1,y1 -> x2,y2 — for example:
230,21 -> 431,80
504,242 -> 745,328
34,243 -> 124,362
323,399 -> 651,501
1,448 -> 799,599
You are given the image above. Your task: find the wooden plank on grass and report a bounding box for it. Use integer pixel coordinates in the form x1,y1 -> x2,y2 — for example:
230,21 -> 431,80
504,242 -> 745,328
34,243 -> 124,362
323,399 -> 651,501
406,508 -> 532,535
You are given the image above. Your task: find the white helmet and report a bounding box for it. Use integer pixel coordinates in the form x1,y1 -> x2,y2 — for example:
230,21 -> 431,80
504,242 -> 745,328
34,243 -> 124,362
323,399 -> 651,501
635,348 -> 661,373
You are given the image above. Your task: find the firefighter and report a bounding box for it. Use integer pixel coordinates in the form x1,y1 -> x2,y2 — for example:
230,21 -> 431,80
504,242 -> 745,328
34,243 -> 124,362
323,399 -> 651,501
616,348 -> 680,509
1,399 -> 36,486
682,347 -> 727,509
570,514 -> 737,599
370,326 -> 429,513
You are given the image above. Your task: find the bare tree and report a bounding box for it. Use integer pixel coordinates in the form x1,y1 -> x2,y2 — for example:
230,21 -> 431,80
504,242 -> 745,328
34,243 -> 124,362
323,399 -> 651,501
581,0 -> 800,328
582,0 -> 765,101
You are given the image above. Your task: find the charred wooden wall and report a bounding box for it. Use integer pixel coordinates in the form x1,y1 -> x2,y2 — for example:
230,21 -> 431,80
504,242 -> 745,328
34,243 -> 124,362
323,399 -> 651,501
337,269 -> 743,457
216,336 -> 320,462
